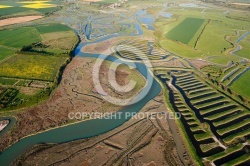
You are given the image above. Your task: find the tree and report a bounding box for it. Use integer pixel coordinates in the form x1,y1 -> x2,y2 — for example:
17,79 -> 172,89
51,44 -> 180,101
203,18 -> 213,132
238,95 -> 244,102
207,73 -> 211,78
221,84 -> 225,91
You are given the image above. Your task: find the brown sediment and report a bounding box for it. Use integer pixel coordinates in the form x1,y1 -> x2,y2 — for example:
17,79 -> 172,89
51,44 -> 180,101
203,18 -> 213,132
188,59 -> 212,69
0,120 -> 9,131
81,36 -> 140,55
230,3 -> 250,6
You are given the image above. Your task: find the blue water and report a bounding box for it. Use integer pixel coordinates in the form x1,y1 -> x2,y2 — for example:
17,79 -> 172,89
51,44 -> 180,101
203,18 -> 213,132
160,12 -> 172,18
85,19 -> 92,39
147,42 -> 153,55
136,10 -> 155,30
180,3 -> 198,7
236,31 -> 250,43
137,10 -> 147,16
0,117 -> 16,139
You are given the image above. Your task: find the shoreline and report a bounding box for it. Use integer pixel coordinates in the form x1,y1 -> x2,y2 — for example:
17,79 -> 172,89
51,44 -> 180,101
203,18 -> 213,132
0,120 -> 9,131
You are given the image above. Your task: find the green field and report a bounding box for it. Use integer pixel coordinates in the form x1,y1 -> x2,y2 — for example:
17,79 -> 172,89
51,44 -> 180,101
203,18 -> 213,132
231,70 -> 250,99
0,47 -> 15,61
35,23 -> 72,34
0,27 -> 41,49
165,18 -> 205,44
0,24 -> 76,57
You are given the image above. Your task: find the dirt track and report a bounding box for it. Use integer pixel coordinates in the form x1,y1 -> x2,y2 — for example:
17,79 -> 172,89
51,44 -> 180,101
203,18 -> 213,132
0,16 -> 43,27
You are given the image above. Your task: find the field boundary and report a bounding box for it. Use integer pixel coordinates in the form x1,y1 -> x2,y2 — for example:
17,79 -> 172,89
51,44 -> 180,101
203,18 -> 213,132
194,19 -> 210,49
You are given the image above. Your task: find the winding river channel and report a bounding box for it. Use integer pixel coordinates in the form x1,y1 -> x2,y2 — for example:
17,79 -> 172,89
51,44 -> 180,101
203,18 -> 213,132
0,20 -> 162,165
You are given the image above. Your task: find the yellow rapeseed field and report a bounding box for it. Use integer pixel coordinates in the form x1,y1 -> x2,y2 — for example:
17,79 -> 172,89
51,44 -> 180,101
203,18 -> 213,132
22,3 -> 56,9
0,5 -> 13,9
0,54 -> 67,81
20,1 -> 56,9
18,1 -> 49,3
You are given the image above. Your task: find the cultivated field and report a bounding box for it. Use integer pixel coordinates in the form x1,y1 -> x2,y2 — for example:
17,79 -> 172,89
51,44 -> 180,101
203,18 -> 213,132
0,27 -> 41,48
0,23 -> 78,110
165,18 -> 205,45
0,16 -> 43,27
0,54 -> 67,81
0,1 -> 60,18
